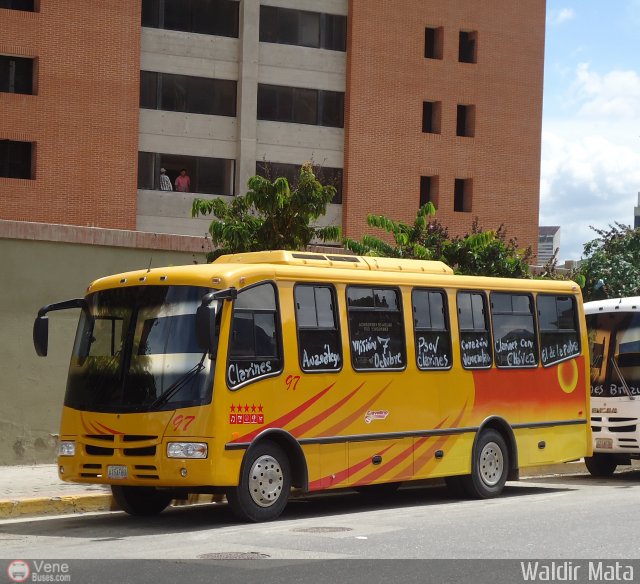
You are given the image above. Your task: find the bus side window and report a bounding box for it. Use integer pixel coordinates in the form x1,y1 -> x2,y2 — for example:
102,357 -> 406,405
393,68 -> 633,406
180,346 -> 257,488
346,286 -> 406,371
490,292 -> 538,368
457,291 -> 492,369
537,294 -> 580,367
412,289 -> 452,370
227,282 -> 282,389
294,284 -> 342,373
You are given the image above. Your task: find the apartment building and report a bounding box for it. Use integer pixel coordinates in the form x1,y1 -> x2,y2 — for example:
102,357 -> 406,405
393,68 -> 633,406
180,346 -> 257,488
538,225 -> 560,266
0,0 -> 545,252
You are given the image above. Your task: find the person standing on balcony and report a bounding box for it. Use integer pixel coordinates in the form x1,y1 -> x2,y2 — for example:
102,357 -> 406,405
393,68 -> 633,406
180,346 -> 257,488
175,168 -> 191,192
159,168 -> 173,191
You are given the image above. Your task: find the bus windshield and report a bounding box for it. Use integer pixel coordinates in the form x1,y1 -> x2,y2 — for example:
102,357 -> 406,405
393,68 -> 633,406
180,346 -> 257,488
65,285 -> 216,413
587,311 -> 640,398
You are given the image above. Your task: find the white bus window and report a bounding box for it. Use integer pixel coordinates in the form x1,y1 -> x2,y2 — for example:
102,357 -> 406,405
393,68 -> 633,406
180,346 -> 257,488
347,286 -> 405,371
295,284 -> 341,373
537,294 -> 580,367
490,293 -> 538,369
413,289 -> 451,370
227,282 -> 282,389
458,291 -> 492,369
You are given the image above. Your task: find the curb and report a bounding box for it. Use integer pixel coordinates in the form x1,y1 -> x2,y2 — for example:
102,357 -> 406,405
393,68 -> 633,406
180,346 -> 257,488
520,460 -> 588,477
0,494 -> 115,519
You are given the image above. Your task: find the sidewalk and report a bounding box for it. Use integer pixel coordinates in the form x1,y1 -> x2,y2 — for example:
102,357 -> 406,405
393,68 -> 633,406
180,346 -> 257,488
0,461 -> 590,520
0,465 -> 114,519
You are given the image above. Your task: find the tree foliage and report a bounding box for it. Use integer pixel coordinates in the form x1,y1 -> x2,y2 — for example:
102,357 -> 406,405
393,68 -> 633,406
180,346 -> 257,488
344,207 -> 532,278
444,220 -> 532,278
192,162 -> 340,261
343,202 -> 442,260
578,223 -> 640,302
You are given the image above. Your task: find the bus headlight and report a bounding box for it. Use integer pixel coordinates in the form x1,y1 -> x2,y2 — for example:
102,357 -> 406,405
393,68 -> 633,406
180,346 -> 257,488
58,441 -> 76,456
167,442 -> 208,459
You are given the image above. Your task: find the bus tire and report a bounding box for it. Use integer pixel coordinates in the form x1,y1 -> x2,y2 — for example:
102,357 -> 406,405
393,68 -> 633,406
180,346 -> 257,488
584,454 -> 617,477
461,429 -> 509,499
226,440 -> 291,522
111,485 -> 172,516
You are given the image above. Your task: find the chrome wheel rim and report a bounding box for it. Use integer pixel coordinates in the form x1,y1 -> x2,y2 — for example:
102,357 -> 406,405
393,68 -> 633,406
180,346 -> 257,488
479,441 -> 503,487
248,454 -> 284,507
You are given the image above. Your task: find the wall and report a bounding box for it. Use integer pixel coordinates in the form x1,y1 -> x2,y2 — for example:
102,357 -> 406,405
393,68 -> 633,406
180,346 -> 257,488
0,221 -> 207,465
0,1 -> 141,229
137,0 -> 346,236
344,0 -> 545,254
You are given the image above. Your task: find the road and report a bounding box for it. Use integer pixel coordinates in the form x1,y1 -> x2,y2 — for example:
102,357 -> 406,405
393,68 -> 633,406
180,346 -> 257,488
1,471 -> 640,583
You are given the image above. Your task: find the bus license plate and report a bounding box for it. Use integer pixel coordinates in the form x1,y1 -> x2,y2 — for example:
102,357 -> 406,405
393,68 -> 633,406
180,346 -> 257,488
107,465 -> 128,479
595,438 -> 613,449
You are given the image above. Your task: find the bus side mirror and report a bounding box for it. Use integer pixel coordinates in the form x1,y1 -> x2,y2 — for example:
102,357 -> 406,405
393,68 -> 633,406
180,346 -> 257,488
33,316 -> 49,357
33,298 -> 87,358
196,302 -> 219,355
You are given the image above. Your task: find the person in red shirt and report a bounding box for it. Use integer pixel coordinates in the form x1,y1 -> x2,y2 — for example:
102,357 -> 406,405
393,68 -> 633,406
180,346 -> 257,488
175,168 -> 191,192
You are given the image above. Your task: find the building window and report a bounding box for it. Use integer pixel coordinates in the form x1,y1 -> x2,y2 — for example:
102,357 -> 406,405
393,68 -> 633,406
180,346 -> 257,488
0,0 -> 36,10
419,175 -> 439,208
256,161 -> 342,204
413,289 -> 452,370
537,295 -> 580,367
295,284 -> 342,373
138,151 -> 235,195
456,104 -> 475,137
424,26 -> 443,59
0,139 -> 34,179
0,55 -> 34,95
457,291 -> 492,369
227,282 -> 282,390
347,287 -> 406,371
140,71 -> 236,117
454,178 -> 472,212
260,5 -> 346,52
257,84 -> 344,128
459,30 -> 477,63
490,293 -> 538,369
141,0 -> 239,38
422,101 -> 441,134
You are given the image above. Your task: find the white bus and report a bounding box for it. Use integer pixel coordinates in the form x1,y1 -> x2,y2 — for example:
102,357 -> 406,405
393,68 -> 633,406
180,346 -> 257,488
585,296 -> 640,476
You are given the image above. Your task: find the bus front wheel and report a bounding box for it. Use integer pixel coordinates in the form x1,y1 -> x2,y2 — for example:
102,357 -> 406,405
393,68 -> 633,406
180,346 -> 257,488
111,485 -> 172,516
585,454 -> 617,477
226,440 -> 291,522
461,429 -> 509,499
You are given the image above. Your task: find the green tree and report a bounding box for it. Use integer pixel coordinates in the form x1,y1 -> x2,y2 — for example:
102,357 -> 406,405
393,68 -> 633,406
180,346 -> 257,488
578,223 -> 640,301
192,162 -> 340,261
345,207 -> 532,278
343,202 -> 443,259
442,220 -> 532,278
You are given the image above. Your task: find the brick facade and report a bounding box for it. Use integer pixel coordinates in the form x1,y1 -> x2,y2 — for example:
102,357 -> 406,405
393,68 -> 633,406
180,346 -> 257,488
0,1 -> 140,229
1,1 -> 545,255
344,0 -> 545,255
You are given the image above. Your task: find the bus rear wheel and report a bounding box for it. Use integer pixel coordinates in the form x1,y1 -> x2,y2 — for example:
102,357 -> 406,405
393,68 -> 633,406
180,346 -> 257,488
111,485 -> 172,516
461,429 -> 509,499
584,454 -> 617,477
226,440 -> 291,522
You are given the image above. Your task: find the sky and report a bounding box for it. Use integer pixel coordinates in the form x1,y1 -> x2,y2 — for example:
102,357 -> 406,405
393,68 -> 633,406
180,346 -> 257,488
541,0 -> 640,261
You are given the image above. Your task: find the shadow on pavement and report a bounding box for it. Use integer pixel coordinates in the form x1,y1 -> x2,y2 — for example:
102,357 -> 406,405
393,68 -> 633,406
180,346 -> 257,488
0,481 -> 573,539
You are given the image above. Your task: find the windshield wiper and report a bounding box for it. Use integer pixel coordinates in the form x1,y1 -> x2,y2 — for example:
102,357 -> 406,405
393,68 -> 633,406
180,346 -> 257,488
610,357 -> 635,400
148,353 -> 208,410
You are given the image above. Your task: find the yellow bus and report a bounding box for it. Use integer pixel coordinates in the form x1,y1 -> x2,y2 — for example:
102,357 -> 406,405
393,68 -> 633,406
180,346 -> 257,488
34,250 -> 591,521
